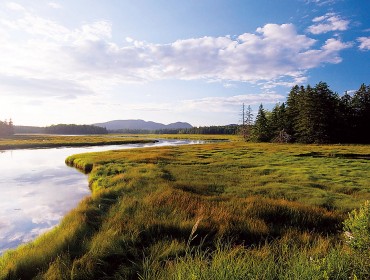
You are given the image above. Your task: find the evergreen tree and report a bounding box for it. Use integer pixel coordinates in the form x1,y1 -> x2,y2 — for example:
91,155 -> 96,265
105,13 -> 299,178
293,82 -> 340,143
313,82 -> 340,143
269,103 -> 290,142
239,82 -> 369,144
294,85 -> 314,143
339,91 -> 355,143
352,84 -> 370,143
285,85 -> 301,141
252,104 -> 270,142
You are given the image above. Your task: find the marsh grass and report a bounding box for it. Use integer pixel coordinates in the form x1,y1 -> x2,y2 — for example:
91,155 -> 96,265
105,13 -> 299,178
1,139 -> 370,279
139,239 -> 359,280
0,134 -> 156,150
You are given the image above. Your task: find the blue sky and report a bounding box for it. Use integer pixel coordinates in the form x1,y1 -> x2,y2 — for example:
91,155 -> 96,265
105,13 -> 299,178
0,0 -> 369,126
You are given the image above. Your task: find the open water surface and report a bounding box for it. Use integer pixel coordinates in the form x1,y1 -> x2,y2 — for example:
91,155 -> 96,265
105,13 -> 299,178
0,139 -> 201,254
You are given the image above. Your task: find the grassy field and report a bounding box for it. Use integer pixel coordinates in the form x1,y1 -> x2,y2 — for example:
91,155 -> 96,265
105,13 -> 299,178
0,134 -> 157,150
1,137 -> 370,279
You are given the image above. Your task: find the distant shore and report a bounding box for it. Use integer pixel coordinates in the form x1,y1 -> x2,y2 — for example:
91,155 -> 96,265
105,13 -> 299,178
0,134 -> 157,150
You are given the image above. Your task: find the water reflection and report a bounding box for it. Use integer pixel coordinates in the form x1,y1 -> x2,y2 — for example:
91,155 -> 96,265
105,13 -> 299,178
0,139 -> 200,254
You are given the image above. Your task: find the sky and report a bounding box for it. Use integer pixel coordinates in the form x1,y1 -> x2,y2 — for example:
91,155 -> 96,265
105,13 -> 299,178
0,0 -> 369,127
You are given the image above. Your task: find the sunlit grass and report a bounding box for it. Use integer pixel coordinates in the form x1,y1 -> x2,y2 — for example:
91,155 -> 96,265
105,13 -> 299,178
0,133 -> 237,150
140,238 -> 362,280
0,134 -> 157,149
1,140 -> 370,279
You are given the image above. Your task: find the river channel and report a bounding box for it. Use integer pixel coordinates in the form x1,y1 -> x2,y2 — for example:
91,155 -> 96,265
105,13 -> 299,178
0,139 -> 201,255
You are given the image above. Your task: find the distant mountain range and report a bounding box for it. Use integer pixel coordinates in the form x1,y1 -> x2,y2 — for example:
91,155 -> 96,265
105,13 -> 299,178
93,120 -> 193,131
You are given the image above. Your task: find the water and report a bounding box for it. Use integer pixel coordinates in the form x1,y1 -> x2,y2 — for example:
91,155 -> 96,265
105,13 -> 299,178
0,139 -> 201,254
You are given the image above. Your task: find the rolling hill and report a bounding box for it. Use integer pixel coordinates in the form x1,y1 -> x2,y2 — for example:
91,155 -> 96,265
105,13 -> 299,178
93,120 -> 193,131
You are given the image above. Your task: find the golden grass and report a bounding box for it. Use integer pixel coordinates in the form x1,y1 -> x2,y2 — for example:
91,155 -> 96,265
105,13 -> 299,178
2,139 -> 370,278
0,134 -> 157,149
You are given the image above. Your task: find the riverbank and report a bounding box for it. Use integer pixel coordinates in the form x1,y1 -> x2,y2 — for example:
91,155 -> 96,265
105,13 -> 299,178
0,134 -> 157,150
0,133 -> 238,150
1,141 -> 370,278
0,138 -> 200,255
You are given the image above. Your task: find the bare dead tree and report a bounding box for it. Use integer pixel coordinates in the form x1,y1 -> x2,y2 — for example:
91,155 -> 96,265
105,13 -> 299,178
240,103 -> 253,141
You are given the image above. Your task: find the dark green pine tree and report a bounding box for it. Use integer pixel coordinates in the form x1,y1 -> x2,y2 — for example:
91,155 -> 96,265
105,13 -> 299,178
285,85 -> 302,142
252,104 -> 270,142
294,85 -> 314,143
339,91 -> 355,143
294,82 -> 340,144
268,103 -> 289,142
352,83 -> 370,143
312,82 -> 340,143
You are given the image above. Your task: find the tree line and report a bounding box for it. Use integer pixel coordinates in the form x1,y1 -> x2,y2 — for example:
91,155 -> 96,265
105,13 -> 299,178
246,82 -> 370,144
2,81 -> 368,142
109,125 -> 239,135
44,124 -> 108,135
0,119 -> 14,137
179,125 -> 239,135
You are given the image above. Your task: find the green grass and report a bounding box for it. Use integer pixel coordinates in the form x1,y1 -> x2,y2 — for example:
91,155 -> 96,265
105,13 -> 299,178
141,238 -> 362,280
1,139 -> 370,279
0,133 -> 239,150
0,134 -> 156,149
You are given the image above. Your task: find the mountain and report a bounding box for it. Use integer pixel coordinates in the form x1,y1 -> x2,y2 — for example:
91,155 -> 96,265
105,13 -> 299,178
93,120 -> 193,131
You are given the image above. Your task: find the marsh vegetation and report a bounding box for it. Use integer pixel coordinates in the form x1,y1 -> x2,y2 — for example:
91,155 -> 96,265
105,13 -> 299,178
0,134 -> 156,150
0,139 -> 196,255
1,137 -> 370,279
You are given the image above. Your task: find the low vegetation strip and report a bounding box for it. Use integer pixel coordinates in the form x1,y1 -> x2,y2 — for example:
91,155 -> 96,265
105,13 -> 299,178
0,134 -> 156,150
1,141 -> 370,279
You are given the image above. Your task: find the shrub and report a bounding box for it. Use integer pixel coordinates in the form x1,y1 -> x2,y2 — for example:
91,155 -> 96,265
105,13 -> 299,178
343,200 -> 370,254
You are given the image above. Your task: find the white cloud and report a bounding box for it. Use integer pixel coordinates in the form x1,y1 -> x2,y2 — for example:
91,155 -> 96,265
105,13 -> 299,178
0,75 -> 93,98
345,89 -> 356,95
74,21 -> 112,42
305,0 -> 338,6
296,38 -> 352,68
115,93 -> 284,115
358,37 -> 370,50
48,2 -> 62,9
0,8 -> 353,99
6,2 -> 25,11
323,38 -> 352,51
182,93 -> 284,112
308,13 -> 349,34
1,13 -> 70,41
223,83 -> 237,88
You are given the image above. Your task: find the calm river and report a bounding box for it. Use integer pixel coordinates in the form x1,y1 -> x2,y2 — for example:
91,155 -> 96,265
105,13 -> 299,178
0,139 -> 200,254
